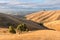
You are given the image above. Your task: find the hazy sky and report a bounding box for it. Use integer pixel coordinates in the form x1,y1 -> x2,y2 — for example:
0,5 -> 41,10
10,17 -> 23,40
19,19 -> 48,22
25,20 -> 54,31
0,0 -> 59,4
0,0 -> 60,11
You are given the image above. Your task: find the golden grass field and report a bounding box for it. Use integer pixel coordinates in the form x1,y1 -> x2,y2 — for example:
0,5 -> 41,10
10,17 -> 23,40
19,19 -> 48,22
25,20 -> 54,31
0,28 -> 60,40
44,20 -> 60,31
20,30 -> 60,40
26,10 -> 60,23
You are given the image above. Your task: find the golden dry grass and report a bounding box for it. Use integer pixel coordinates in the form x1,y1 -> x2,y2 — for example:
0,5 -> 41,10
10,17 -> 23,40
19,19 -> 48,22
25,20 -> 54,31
21,30 -> 60,40
44,20 -> 60,31
25,10 -> 60,23
0,29 -> 60,40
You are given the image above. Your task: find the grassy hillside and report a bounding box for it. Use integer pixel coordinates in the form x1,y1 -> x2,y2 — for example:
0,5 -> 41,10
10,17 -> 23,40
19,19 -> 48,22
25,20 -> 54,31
0,13 -> 20,27
0,30 -> 60,40
0,13 -> 44,30
25,10 -> 60,23
19,30 -> 60,40
44,20 -> 60,31
1,11 -> 60,40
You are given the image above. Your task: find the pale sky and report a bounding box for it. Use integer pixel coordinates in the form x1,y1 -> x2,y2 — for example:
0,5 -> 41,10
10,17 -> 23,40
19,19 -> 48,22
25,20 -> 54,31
0,0 -> 60,11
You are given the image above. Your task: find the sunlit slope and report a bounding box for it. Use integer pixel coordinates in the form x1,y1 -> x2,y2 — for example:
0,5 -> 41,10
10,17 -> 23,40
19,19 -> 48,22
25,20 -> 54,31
44,20 -> 60,31
26,10 -> 60,23
20,30 -> 60,40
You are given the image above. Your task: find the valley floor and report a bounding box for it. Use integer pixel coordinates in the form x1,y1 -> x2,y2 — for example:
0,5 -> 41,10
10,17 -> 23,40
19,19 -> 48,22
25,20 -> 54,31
0,28 -> 60,40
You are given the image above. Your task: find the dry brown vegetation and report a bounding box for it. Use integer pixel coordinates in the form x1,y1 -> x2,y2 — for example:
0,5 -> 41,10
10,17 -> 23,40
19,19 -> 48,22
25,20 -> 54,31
20,30 -> 60,40
44,20 -> 60,31
26,10 -> 60,23
0,29 -> 60,40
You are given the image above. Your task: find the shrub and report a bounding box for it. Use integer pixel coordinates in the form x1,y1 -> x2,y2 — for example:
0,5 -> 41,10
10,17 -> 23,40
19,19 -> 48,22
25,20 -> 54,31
9,26 -> 16,34
17,23 -> 29,33
22,23 -> 28,31
16,24 -> 22,32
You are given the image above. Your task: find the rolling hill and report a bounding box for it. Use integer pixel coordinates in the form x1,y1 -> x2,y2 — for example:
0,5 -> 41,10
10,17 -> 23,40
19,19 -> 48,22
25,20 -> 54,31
0,10 -> 60,32
0,13 -> 45,30
1,10 -> 60,40
25,10 -> 60,31
25,10 -> 60,23
44,20 -> 60,31
0,13 -> 20,27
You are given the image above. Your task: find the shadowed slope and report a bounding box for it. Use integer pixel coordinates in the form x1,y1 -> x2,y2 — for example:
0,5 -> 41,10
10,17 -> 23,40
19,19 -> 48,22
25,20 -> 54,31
0,13 -> 20,27
0,13 -> 45,30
